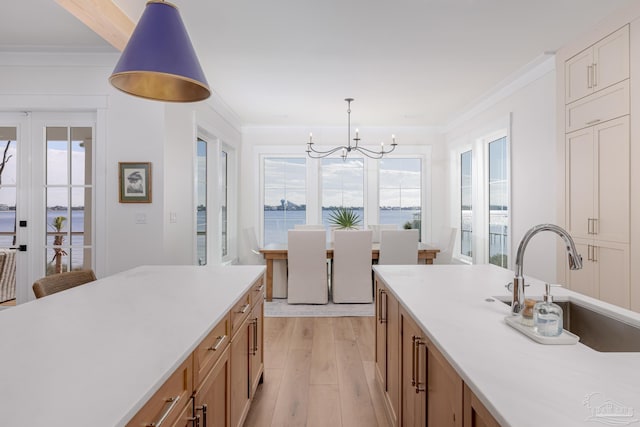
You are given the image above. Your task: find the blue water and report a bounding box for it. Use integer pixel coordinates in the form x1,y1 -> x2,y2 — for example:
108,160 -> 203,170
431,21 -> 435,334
263,208 -> 421,245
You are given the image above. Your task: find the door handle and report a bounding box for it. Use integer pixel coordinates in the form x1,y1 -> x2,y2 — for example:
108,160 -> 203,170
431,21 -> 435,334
7,245 -> 26,252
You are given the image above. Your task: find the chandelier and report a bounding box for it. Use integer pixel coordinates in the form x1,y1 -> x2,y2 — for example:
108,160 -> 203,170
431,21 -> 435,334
306,98 -> 397,160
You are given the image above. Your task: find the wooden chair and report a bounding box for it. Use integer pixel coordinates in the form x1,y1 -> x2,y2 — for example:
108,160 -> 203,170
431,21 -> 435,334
379,229 -> 419,265
32,269 -> 97,299
332,230 -> 373,303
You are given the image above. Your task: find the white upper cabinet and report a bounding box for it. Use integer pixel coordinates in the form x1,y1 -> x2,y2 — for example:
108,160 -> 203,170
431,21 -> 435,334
565,25 -> 629,104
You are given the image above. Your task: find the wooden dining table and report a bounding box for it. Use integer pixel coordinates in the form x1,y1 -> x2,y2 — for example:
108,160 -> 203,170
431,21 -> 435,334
259,243 -> 440,301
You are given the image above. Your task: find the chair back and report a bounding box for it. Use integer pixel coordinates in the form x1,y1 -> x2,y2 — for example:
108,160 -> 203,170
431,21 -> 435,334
379,229 -> 419,265
368,224 -> 398,243
332,230 -> 373,303
287,230 -> 328,304
294,224 -> 325,230
432,227 -> 458,264
32,269 -> 97,299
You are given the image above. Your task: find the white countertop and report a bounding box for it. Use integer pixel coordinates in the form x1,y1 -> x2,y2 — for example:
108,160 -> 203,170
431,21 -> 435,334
0,265 -> 265,427
373,264 -> 640,427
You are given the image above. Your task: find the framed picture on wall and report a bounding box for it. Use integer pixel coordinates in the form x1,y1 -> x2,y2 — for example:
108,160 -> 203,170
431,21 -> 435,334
119,162 -> 152,203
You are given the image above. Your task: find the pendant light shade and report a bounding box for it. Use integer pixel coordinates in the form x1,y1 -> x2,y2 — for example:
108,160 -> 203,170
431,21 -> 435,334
109,1 -> 210,102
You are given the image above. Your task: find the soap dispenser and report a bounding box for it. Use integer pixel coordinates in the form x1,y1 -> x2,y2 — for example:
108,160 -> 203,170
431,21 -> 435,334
534,284 -> 563,337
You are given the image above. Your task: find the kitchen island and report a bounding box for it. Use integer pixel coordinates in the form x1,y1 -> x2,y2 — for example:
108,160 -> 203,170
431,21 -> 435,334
0,264 -> 265,427
373,264 -> 640,427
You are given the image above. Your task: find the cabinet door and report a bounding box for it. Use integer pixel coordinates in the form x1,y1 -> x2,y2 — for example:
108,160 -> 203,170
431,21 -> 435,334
595,116 -> 629,243
374,280 -> 387,389
566,128 -> 595,239
463,385 -> 500,427
401,310 -> 426,426
565,48 -> 593,103
592,25 -> 629,92
230,318 -> 251,427
596,242 -> 630,309
427,342 -> 463,427
386,286 -> 400,425
249,296 -> 264,397
568,240 -> 598,299
195,346 -> 231,427
171,398 -> 197,427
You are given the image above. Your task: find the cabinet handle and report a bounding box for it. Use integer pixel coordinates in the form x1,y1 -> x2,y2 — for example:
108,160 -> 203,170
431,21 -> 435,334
251,318 -> 259,355
592,218 -> 598,235
377,289 -> 382,323
587,218 -> 592,234
592,245 -> 598,263
585,119 -> 601,125
207,335 -> 227,352
187,415 -> 200,427
255,284 -> 264,293
587,65 -> 593,88
593,62 -> 598,87
414,337 -> 425,393
195,404 -> 207,427
379,290 -> 387,324
411,336 -> 417,387
238,303 -> 250,314
587,244 -> 592,262
147,395 -> 180,427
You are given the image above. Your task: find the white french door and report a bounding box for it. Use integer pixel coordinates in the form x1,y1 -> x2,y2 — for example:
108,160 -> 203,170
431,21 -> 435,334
0,112 -> 95,304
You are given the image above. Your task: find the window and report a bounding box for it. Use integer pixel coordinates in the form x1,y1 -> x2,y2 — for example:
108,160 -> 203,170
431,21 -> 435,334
196,138 -> 207,265
488,136 -> 508,267
460,150 -> 473,258
263,157 -> 306,245
221,149 -> 228,258
321,158 -> 364,227
45,126 -> 93,275
379,158 -> 421,233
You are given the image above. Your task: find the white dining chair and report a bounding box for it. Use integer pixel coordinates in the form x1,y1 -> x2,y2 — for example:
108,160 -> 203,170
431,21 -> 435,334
332,230 -> 373,303
431,227 -> 458,265
287,230 -> 328,304
368,224 -> 398,243
379,229 -> 419,265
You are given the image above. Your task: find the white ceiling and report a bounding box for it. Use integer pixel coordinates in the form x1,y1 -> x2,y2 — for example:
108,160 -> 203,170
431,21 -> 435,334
1,0 -> 635,127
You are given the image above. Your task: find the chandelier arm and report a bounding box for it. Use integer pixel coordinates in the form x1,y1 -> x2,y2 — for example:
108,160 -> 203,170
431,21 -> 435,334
307,145 -> 348,158
355,144 -> 398,156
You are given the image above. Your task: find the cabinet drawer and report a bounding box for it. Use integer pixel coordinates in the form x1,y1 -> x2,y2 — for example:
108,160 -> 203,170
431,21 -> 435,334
565,80 -> 628,132
194,314 -> 230,387
126,354 -> 193,427
230,289 -> 252,338
251,277 -> 265,308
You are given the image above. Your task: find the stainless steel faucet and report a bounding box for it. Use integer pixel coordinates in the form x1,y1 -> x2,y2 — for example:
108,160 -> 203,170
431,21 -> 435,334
511,224 -> 582,315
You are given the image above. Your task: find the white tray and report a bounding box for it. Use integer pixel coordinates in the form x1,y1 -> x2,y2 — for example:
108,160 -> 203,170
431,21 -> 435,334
504,315 -> 580,345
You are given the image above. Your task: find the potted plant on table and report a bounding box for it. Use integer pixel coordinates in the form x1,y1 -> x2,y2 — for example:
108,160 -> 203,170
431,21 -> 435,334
328,207 -> 361,241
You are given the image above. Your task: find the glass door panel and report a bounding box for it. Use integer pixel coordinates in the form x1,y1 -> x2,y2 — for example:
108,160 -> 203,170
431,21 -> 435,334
0,129 -> 17,305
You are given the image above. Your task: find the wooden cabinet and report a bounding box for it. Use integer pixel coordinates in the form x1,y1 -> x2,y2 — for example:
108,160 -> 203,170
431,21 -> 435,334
566,116 -> 629,243
230,277 -> 265,427
400,307 -> 463,427
374,278 -> 400,426
463,385 -> 500,427
400,308 -> 427,426
195,346 -> 231,427
376,273 -> 498,426
249,292 -> 264,397
126,355 -> 194,427
565,25 -> 629,104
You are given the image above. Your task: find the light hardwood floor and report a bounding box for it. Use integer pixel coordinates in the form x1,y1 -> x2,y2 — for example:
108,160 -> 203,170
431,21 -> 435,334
244,316 -> 390,427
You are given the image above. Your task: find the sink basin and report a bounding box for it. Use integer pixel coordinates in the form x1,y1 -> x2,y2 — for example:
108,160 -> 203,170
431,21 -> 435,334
495,298 -> 640,352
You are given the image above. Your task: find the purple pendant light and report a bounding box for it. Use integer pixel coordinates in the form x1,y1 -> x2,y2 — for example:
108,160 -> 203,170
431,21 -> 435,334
109,0 -> 210,102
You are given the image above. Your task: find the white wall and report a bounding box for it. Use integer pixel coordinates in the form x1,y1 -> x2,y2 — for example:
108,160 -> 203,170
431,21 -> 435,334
0,52 -> 240,285
443,57 -> 558,283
